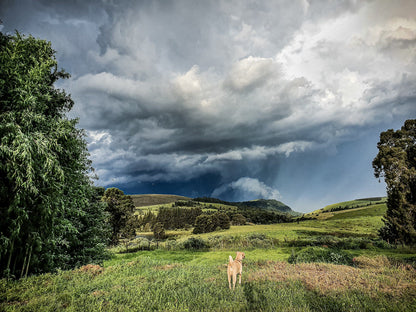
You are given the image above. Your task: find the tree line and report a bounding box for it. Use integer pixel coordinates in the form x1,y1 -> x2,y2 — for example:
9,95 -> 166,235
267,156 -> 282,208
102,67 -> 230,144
0,32 -> 111,278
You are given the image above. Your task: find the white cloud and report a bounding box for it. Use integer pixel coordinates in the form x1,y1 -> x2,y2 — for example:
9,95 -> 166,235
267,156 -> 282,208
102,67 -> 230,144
212,177 -> 281,200
225,56 -> 276,91
204,141 -> 315,163
174,65 -> 202,97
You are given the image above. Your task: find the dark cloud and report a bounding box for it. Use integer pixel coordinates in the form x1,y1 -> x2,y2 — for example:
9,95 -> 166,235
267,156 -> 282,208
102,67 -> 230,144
2,0 -> 415,211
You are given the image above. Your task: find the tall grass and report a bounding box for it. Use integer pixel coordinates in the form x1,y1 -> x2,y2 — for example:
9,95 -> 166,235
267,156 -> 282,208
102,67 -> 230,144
2,201 -> 416,311
1,251 -> 415,311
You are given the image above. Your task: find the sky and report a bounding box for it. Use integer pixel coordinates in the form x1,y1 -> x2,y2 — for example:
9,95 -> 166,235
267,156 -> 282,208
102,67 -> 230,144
1,0 -> 415,212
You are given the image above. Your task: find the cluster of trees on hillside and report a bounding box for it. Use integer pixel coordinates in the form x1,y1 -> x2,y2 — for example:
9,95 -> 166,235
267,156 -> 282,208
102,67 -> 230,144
172,200 -> 198,207
135,207 -> 202,232
236,207 -> 291,224
157,206 -> 202,229
193,212 -> 230,234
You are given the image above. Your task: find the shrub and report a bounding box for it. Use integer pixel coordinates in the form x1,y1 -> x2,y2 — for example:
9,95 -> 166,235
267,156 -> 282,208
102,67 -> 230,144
232,213 -> 246,225
193,212 -> 230,234
153,222 -> 166,240
288,247 -> 353,265
182,237 -> 209,250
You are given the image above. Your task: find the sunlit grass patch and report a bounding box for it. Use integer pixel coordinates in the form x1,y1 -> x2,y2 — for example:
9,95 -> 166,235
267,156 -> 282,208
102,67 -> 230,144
248,256 -> 416,298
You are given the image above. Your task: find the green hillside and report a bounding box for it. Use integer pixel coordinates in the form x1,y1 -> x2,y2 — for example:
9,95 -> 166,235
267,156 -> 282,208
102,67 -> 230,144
130,194 -> 190,207
192,197 -> 298,215
238,199 -> 299,215
307,197 -> 387,220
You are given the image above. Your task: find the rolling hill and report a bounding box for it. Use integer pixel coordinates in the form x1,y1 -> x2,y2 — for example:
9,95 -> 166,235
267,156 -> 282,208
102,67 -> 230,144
130,194 -> 190,207
237,199 -> 299,215
306,197 -> 387,220
130,194 -> 300,215
192,196 -> 299,215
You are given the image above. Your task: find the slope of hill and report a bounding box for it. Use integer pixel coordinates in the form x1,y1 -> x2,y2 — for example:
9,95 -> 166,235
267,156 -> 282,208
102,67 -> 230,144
130,194 -> 190,207
237,199 -> 300,216
306,197 -> 387,220
193,197 -> 299,215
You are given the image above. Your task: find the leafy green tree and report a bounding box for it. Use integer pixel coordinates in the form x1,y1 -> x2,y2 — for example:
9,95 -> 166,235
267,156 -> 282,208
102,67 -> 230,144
0,32 -> 110,277
214,212 -> 230,230
101,188 -> 138,243
63,186 -> 111,268
373,119 -> 416,245
193,214 -> 211,234
152,222 -> 166,240
232,213 -> 246,225
193,212 -> 230,234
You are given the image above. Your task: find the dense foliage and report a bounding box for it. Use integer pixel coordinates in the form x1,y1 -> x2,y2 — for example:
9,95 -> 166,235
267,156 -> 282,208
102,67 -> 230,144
236,206 -> 292,224
152,222 -> 166,240
373,119 -> 416,245
0,32 -> 110,278
101,188 -> 138,244
193,212 -> 231,234
156,206 -> 202,229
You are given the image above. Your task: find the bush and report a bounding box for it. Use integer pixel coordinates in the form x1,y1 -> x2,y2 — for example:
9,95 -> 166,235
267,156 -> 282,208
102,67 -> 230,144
232,213 -> 246,225
182,237 -> 209,250
206,233 -> 278,250
193,212 -> 230,234
288,247 -> 353,265
153,222 -> 166,240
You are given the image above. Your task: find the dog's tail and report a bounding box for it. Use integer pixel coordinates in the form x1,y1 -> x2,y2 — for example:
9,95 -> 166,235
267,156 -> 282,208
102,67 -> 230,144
229,255 -> 233,264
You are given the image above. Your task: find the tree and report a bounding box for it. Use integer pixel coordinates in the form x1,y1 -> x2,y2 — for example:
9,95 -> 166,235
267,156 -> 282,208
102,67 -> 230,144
192,212 -> 230,234
193,214 -> 211,234
101,188 -> 138,244
63,186 -> 111,268
232,213 -> 246,226
152,222 -> 166,240
0,32 -> 110,277
373,119 -> 416,245
215,212 -> 231,230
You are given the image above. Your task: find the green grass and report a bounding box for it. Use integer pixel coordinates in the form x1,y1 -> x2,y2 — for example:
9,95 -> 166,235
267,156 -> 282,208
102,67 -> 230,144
2,200 -> 416,311
310,197 -> 387,217
2,250 -> 415,311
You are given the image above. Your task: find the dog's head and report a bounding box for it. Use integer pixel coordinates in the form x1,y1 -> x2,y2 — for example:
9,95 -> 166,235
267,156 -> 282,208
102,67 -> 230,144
236,252 -> 245,261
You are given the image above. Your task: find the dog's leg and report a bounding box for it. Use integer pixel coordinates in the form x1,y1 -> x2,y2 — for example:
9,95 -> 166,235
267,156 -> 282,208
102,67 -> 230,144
233,272 -> 237,290
227,269 -> 232,289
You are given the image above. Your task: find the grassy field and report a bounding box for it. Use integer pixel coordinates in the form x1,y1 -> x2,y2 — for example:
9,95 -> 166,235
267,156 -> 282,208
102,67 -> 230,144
1,200 -> 416,311
309,197 -> 387,219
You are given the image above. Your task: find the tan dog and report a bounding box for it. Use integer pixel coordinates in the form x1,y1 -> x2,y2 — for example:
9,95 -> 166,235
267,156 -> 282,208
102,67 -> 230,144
227,251 -> 245,290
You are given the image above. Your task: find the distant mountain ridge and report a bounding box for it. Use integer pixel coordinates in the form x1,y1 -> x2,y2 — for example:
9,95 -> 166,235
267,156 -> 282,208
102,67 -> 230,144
237,199 -> 296,214
192,197 -> 300,216
131,194 -> 299,215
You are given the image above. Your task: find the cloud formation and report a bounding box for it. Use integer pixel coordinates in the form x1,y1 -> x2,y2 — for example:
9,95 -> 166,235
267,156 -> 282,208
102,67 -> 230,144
2,0 -> 415,211
212,177 -> 281,202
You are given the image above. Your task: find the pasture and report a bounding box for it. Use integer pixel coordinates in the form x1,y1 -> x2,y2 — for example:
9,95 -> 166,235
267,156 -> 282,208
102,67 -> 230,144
1,200 -> 416,311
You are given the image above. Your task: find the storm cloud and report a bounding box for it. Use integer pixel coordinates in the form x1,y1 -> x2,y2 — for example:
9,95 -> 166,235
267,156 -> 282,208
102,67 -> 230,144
2,0 -> 415,211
